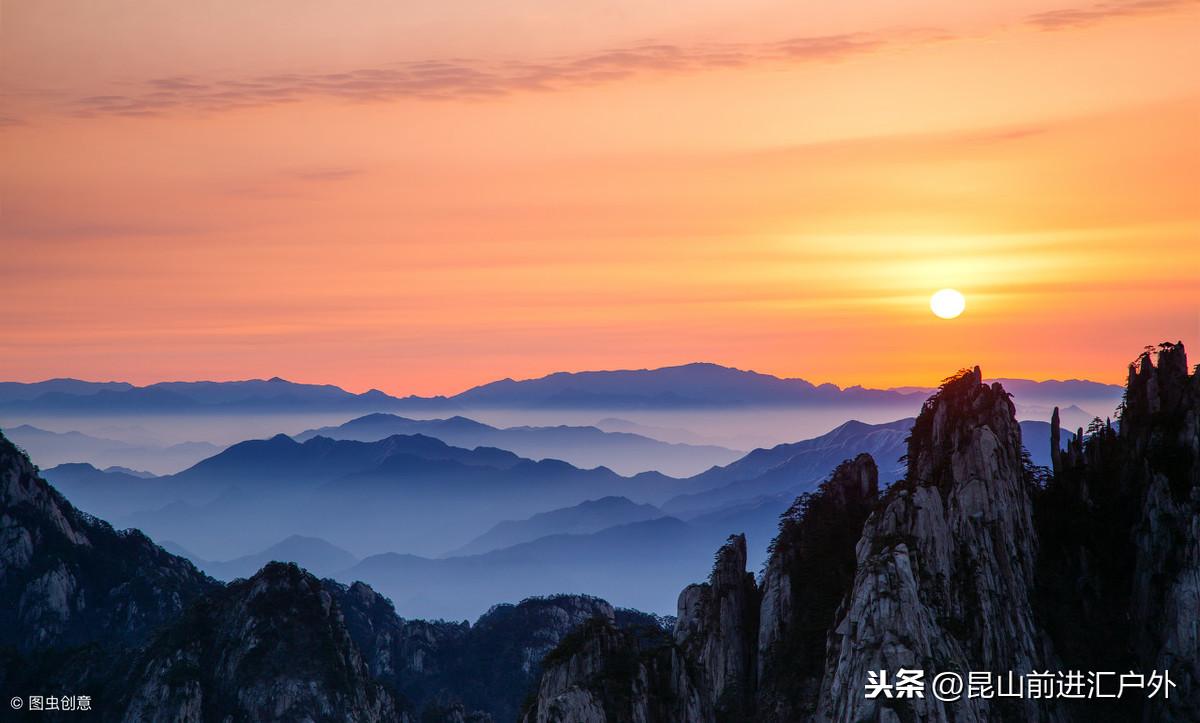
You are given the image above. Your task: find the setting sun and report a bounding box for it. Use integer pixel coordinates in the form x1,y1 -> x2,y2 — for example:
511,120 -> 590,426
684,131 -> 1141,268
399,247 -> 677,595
931,289 -> 966,320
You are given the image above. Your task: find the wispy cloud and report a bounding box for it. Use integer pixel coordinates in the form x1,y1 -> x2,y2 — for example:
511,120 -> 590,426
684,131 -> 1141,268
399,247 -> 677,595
1027,0 -> 1198,30
65,32 -> 907,119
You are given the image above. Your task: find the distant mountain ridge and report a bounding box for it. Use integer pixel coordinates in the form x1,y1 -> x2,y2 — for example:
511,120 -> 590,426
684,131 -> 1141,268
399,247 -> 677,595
5,424 -> 220,474
295,412 -> 743,476
0,376 -> 444,413
0,363 -> 1124,413
448,496 -> 666,556
185,534 -> 361,580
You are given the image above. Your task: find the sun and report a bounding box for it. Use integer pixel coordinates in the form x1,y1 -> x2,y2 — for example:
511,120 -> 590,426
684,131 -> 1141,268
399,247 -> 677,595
930,288 -> 966,319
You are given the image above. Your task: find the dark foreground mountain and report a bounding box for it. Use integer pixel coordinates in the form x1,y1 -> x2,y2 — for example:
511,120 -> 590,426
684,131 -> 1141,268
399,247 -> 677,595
521,344 -> 1199,722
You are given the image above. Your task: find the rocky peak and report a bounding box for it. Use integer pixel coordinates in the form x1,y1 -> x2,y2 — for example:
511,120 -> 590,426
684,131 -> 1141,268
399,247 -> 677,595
1036,342 -> 1200,721
757,453 -> 879,721
1123,342 -> 1194,427
521,616 -> 684,723
331,586 -> 630,722
819,368 -> 1053,722
118,561 -> 399,722
0,428 -> 216,653
1117,343 -> 1197,717
673,533 -> 759,720
904,365 -> 1024,494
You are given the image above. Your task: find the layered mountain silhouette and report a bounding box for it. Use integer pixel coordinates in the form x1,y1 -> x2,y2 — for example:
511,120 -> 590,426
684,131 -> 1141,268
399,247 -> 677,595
37,412 -> 1073,617
41,432 -> 681,561
448,496 -> 666,556
0,363 -> 1122,414
6,424 -> 220,474
0,376 -> 429,413
180,534 -> 361,580
295,412 -> 743,476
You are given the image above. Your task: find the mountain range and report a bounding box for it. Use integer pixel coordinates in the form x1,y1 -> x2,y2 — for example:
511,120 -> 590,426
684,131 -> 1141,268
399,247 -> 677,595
0,363 -> 1124,414
1,343 -> 1193,720
294,413 -> 743,476
34,413 -> 1071,619
4,423 -> 220,474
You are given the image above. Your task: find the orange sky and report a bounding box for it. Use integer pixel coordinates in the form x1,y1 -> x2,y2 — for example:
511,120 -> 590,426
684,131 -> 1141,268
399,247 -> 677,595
2,0 -> 1198,395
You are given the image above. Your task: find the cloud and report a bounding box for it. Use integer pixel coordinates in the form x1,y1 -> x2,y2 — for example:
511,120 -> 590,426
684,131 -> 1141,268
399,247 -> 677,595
1026,0 -> 1197,30
65,32 -> 912,119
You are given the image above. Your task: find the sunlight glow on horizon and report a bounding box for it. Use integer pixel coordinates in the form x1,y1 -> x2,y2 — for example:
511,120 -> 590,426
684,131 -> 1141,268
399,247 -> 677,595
1,1 -> 1198,394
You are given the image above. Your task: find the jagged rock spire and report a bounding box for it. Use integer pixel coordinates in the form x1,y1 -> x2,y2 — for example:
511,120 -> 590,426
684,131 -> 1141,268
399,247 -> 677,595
674,533 -> 759,721
819,368 -> 1055,722
1050,406 -> 1062,476
757,453 -> 879,722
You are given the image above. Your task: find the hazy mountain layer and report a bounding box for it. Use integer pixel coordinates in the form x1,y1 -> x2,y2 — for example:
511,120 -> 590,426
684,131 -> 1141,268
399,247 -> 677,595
295,412 -> 743,476
449,496 -> 665,556
7,424 -> 219,474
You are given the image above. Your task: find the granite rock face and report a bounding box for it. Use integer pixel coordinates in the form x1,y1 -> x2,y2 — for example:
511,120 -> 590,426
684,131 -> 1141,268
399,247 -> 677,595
1122,343 -> 1200,719
522,458 -> 880,723
674,534 -> 760,720
519,606 -> 696,723
0,430 -> 216,654
1041,342 -> 1200,721
117,562 -> 400,723
757,453 -> 878,721
334,581 -> 627,722
819,367 -> 1058,722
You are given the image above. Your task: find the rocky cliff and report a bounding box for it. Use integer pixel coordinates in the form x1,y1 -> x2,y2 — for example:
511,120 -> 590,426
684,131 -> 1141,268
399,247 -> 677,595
518,597 -> 695,723
0,431 -> 217,654
525,345 -> 1200,722
334,581 -> 640,722
673,534 -> 760,720
522,457 -> 879,723
819,366 -> 1058,722
1039,342 -> 1199,721
757,452 -> 878,721
116,562 -> 400,722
